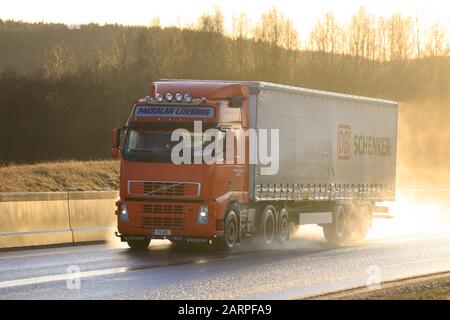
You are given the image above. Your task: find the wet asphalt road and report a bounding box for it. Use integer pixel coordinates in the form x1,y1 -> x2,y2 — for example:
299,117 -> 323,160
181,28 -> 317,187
0,215 -> 449,300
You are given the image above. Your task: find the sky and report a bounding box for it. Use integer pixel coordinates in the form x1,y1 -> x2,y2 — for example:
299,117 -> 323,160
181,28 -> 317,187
1,0 -> 449,38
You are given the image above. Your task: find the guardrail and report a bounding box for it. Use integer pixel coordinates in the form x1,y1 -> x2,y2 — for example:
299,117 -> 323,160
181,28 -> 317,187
0,191 -> 118,249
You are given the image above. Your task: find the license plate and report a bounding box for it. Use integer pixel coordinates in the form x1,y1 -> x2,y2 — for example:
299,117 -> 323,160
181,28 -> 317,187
153,229 -> 171,236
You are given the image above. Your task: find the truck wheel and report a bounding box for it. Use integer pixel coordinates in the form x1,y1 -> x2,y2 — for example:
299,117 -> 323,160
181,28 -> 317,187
213,209 -> 238,251
260,205 -> 276,245
323,204 -> 350,245
353,205 -> 372,241
277,208 -> 290,242
127,238 -> 150,250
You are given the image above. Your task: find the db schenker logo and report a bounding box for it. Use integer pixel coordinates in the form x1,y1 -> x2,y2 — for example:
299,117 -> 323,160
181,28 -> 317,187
337,124 -> 351,160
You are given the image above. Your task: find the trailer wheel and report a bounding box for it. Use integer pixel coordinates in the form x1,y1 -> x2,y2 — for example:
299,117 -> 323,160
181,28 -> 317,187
277,208 -> 290,242
127,238 -> 151,250
213,209 -> 238,251
323,204 -> 350,245
260,205 -> 276,245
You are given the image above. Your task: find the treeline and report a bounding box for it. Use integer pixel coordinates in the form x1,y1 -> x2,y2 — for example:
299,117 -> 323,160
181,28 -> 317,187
1,7 -> 449,74
0,7 -> 449,164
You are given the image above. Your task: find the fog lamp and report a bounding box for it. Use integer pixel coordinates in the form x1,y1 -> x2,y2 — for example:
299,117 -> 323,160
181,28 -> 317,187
119,203 -> 129,222
197,206 -> 209,224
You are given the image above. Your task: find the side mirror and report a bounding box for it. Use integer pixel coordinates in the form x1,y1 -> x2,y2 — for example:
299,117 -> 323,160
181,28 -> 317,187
228,95 -> 243,108
111,127 -> 122,158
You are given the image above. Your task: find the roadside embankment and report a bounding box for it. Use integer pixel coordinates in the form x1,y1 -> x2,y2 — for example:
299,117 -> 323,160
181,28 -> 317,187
0,160 -> 119,192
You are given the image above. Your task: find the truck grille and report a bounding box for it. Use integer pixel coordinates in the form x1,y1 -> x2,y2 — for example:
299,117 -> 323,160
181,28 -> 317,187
141,204 -> 184,229
142,217 -> 183,229
129,181 -> 200,197
143,204 -> 183,215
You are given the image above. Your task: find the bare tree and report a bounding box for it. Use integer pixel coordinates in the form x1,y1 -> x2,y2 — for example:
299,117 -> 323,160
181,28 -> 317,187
375,17 -> 389,61
197,5 -> 224,34
310,12 -> 341,54
413,14 -> 422,59
348,7 -> 374,59
43,42 -> 77,79
231,12 -> 251,39
425,21 -> 448,57
387,13 -> 414,60
253,6 -> 299,50
282,19 -> 299,51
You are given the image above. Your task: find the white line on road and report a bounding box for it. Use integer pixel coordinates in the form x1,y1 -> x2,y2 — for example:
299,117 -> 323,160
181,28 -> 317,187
0,247 -> 321,289
0,266 -> 128,289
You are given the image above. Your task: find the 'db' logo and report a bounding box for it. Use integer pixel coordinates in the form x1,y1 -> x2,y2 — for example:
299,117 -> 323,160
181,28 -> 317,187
337,124 -> 351,160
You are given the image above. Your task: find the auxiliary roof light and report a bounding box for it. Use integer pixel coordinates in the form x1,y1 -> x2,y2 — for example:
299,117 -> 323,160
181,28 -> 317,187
183,93 -> 193,103
175,92 -> 183,102
155,92 -> 164,102
165,92 -> 174,101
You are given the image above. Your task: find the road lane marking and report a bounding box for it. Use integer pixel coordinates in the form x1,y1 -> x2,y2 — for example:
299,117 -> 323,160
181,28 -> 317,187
0,247 -> 326,289
0,229 -> 71,236
1,233 -> 449,290
0,245 -> 114,260
0,258 -> 224,289
0,267 -> 129,289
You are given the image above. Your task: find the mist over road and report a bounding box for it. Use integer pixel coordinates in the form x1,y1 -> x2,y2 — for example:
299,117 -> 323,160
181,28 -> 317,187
0,212 -> 449,300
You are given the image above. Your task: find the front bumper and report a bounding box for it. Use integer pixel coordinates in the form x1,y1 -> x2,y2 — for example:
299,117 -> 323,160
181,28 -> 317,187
116,200 -> 221,239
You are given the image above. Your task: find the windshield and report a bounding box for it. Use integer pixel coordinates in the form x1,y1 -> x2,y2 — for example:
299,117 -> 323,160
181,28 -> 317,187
123,128 -> 224,163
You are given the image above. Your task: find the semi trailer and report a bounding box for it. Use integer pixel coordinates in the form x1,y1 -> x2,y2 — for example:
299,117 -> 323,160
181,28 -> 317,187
112,80 -> 398,250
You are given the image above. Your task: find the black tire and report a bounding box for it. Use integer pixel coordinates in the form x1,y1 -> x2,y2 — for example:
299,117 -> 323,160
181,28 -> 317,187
127,238 -> 151,250
277,208 -> 290,242
259,205 -> 276,245
213,208 -> 238,251
323,204 -> 350,245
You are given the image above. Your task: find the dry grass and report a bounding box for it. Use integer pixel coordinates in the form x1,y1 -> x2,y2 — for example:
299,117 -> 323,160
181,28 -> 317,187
0,160 -> 119,192
380,288 -> 450,300
310,272 -> 450,300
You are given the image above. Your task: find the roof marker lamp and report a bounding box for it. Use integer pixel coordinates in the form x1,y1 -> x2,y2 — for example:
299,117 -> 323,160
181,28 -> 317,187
165,92 -> 174,101
175,92 -> 183,102
197,206 -> 209,225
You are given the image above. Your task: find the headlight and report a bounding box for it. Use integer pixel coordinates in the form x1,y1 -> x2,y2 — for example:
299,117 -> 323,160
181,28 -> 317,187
175,92 -> 183,102
155,92 -> 163,102
197,206 -> 209,224
165,92 -> 173,101
183,93 -> 192,103
119,203 -> 129,222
